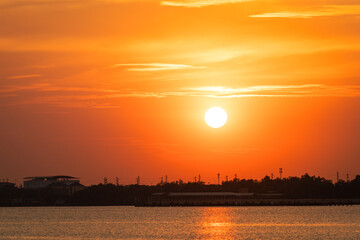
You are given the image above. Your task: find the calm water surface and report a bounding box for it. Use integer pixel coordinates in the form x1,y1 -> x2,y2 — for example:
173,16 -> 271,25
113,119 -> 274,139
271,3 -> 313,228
0,206 -> 359,240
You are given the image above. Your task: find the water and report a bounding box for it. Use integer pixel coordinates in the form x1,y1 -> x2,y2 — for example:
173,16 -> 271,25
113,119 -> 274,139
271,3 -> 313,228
0,206 -> 359,240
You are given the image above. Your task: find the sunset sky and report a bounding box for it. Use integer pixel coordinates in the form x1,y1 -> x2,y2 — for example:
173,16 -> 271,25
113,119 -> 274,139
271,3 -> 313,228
1,0 -> 360,185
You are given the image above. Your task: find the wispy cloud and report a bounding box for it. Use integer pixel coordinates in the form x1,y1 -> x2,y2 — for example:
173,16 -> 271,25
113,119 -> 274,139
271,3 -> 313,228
251,5 -> 360,18
0,83 -> 49,93
182,85 -> 360,98
1,84 -> 360,108
0,0 -> 137,9
161,0 -> 251,8
2,83 -> 360,101
0,0 -> 84,9
7,74 -> 42,79
112,63 -> 206,71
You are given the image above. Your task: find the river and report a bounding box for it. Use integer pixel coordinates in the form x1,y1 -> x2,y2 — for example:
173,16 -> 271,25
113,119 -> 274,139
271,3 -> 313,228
0,206 -> 359,239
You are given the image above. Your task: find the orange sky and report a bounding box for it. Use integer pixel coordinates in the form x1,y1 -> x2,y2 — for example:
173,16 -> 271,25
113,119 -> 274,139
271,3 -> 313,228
1,0 -> 360,185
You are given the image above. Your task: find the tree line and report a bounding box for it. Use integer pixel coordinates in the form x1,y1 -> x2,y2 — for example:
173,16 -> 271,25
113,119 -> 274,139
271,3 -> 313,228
0,173 -> 359,206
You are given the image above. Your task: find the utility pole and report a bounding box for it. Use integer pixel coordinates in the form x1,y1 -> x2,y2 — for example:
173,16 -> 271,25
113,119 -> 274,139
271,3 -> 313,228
194,176 -> 197,182
116,177 -> 119,186
165,175 -> 168,184
347,173 -> 349,182
337,171 -> 339,182
226,176 -> 228,182
136,176 -> 140,185
217,173 -> 220,185
271,173 -> 274,180
198,174 -> 201,183
103,177 -> 108,185
234,174 -> 237,180
279,168 -> 283,179
160,177 -> 164,185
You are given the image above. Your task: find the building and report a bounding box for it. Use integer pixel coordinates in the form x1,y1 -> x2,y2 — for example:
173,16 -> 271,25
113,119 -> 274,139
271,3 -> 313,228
23,175 -> 86,196
24,175 -> 82,189
0,182 -> 16,189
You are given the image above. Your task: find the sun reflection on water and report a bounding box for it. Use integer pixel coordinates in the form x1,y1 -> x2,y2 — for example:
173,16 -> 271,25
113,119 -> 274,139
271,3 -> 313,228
197,208 -> 236,240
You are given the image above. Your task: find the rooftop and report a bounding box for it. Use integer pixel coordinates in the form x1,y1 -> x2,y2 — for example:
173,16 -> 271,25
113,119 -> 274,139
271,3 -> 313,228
24,175 -> 79,180
0,182 -> 15,187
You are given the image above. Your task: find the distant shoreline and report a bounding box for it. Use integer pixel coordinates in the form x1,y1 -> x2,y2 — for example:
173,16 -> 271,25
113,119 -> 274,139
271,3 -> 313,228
136,198 -> 360,207
3,200 -> 360,208
3,198 -> 359,207
2,173 -> 359,207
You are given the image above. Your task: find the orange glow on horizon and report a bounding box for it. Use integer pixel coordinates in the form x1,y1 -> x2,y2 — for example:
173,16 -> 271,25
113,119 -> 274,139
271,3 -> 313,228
0,0 -> 359,185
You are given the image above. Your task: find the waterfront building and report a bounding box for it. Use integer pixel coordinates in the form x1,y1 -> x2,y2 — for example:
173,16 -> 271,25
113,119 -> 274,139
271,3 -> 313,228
24,175 -> 81,189
23,175 -> 85,195
0,182 -> 16,189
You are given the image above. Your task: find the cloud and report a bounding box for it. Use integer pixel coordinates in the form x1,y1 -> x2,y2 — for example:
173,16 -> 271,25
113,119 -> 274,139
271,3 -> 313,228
111,63 -> 206,71
251,5 -> 360,18
7,74 -> 42,79
0,0 -> 84,9
0,83 -> 49,93
2,84 -> 360,108
2,83 -> 360,98
181,85 -> 360,98
0,0 -> 140,9
1,83 -> 360,109
161,0 -> 251,8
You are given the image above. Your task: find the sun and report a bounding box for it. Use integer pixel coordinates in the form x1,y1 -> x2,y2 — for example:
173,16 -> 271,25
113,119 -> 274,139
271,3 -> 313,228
205,107 -> 227,128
